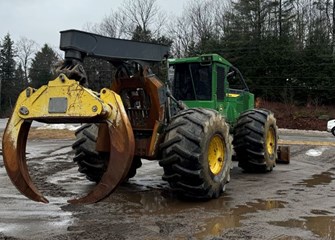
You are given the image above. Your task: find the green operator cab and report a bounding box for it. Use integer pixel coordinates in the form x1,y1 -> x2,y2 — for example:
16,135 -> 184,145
168,54 -> 254,125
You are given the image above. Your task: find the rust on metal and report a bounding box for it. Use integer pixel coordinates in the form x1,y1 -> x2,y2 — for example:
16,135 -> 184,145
2,77 -> 135,204
68,92 -> 135,204
95,123 -> 111,152
3,117 -> 49,203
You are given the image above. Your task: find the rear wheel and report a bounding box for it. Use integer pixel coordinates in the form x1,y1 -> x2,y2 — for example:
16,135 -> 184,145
72,123 -> 141,182
160,108 -> 232,199
233,109 -> 278,173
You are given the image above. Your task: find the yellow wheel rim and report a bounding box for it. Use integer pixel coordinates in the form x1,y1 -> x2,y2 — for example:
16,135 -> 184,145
208,135 -> 225,175
266,127 -> 276,155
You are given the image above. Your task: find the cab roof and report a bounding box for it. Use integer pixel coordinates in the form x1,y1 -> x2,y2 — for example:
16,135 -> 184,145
168,54 -> 233,67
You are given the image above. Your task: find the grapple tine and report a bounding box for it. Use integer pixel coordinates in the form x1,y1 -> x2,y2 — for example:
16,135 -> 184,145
3,76 -> 135,204
3,115 -> 49,203
68,93 -> 135,204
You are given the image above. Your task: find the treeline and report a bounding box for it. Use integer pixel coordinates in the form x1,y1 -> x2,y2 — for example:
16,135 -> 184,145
1,0 -> 335,116
0,36 -> 59,116
168,0 -> 335,106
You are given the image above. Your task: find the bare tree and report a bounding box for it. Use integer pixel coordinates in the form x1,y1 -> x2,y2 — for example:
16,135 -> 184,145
16,37 -> 37,86
85,0 -> 166,41
187,0 -> 217,42
121,0 -> 166,38
168,15 -> 194,57
213,0 -> 234,36
84,11 -> 128,38
100,12 -> 128,38
169,0 -> 232,57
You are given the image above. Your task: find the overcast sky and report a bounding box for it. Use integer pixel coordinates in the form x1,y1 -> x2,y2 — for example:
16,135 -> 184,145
0,0 -> 185,50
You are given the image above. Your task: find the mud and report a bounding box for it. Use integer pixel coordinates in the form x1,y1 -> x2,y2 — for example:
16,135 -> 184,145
0,131 -> 335,239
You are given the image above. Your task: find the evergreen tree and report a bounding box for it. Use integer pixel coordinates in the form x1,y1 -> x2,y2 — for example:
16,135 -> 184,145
131,25 -> 152,42
0,33 -> 17,114
15,63 -> 26,91
29,44 -> 59,88
83,58 -> 114,92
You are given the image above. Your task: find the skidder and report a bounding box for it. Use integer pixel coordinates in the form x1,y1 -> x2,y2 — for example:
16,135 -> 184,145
2,30 -> 287,204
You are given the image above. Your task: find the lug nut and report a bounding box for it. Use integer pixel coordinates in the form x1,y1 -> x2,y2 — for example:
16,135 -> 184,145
92,106 -> 98,112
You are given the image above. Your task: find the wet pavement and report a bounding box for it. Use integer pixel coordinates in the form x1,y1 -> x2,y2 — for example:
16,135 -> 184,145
0,130 -> 335,239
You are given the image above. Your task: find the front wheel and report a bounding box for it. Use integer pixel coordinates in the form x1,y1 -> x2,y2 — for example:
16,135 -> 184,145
72,123 -> 142,182
233,109 -> 278,173
160,108 -> 232,199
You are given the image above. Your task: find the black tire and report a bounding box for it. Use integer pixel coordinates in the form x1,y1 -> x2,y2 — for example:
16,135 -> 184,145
160,108 -> 232,200
72,123 -> 141,182
233,109 -> 278,173
331,127 -> 335,137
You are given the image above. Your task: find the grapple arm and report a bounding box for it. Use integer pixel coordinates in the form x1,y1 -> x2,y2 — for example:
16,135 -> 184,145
2,74 -> 134,204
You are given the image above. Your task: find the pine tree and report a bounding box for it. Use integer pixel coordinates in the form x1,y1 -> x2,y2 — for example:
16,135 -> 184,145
0,33 -> 17,114
131,25 -> 152,42
29,44 -> 59,88
15,63 -> 26,92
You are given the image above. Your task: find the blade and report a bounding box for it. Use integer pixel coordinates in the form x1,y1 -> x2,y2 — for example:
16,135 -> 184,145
68,103 -> 135,204
2,117 -> 49,203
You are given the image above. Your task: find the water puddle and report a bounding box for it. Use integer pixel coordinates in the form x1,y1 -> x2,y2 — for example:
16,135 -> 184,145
194,199 -> 286,239
101,159 -> 288,239
110,189 -> 286,238
271,216 -> 335,239
113,189 -> 233,215
114,187 -> 285,212
297,171 -> 334,187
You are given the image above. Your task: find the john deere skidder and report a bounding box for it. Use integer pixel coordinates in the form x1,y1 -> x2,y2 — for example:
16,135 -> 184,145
2,30 -> 283,204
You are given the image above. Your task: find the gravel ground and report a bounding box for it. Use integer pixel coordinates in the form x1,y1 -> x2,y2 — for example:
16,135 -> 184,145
0,128 -> 334,239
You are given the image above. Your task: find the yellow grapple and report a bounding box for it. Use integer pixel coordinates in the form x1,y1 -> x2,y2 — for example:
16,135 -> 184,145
2,74 -> 135,204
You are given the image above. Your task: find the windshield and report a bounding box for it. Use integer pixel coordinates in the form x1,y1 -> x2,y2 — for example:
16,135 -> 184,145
169,63 -> 212,101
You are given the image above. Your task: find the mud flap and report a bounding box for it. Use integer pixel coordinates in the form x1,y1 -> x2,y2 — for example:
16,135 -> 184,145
276,146 -> 290,164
